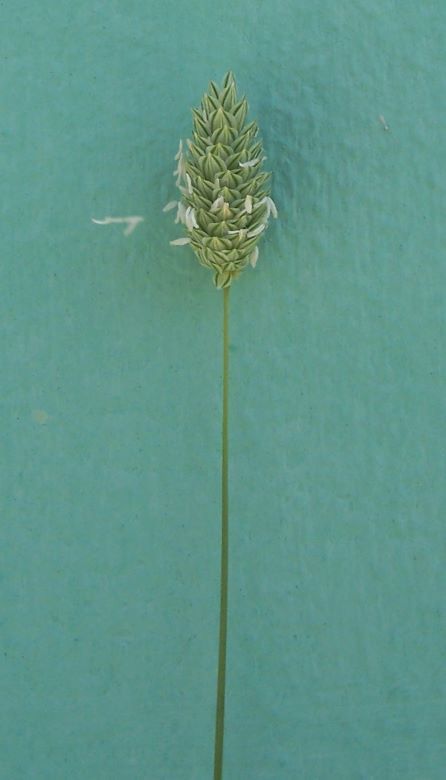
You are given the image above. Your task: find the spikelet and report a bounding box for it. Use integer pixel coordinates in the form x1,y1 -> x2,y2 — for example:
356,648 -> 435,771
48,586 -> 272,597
165,71 -> 277,289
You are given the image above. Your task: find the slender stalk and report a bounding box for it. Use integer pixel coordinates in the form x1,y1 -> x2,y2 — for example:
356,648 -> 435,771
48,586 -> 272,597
213,285 -> 230,780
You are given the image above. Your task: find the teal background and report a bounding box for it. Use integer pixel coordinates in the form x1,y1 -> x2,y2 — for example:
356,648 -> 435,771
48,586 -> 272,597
2,2 -> 446,778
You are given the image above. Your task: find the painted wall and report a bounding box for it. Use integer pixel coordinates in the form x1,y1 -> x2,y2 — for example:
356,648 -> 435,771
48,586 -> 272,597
2,1 -> 445,777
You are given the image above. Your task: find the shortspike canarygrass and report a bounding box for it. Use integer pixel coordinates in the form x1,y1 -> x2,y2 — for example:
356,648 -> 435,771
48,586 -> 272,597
164,71 -> 277,289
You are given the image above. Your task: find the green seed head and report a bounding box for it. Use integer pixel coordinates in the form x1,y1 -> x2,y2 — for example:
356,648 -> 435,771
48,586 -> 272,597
164,71 -> 277,289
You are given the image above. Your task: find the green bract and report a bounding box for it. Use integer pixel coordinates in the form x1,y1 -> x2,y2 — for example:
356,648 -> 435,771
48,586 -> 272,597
164,71 -> 277,289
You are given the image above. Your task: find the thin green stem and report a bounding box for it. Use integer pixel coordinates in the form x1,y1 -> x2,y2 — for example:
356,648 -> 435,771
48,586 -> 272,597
213,285 -> 230,780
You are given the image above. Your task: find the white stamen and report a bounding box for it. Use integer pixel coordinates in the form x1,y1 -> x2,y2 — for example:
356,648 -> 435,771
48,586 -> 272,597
174,156 -> 186,182
259,196 -> 278,220
175,202 -> 187,224
91,216 -> 144,236
163,200 -> 177,213
174,139 -> 183,161
122,217 -> 144,236
227,228 -> 246,237
186,173 -> 193,194
92,217 -> 114,225
247,223 -> 265,238
170,237 -> 191,246
210,196 -> 224,212
250,246 -> 259,268
244,195 -> 253,214
239,158 -> 260,168
185,206 -> 199,230
267,196 -> 278,218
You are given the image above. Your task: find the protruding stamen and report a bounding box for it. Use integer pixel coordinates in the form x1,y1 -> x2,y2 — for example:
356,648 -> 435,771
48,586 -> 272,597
163,201 -> 177,213
239,158 -> 260,168
247,223 -> 265,238
174,139 -> 183,161
185,206 -> 199,229
170,237 -> 191,246
175,202 -> 187,224
250,246 -> 259,268
227,228 -> 246,237
210,196 -> 224,212
265,196 -> 278,218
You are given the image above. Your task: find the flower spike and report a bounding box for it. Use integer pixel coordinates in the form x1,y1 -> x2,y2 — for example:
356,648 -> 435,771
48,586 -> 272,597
164,71 -> 277,288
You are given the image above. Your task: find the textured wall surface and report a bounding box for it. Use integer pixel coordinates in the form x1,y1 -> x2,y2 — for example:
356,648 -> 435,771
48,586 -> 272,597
2,1 -> 446,778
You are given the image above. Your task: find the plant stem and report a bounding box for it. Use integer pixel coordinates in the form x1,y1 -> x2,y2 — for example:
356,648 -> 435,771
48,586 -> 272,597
213,285 -> 230,780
